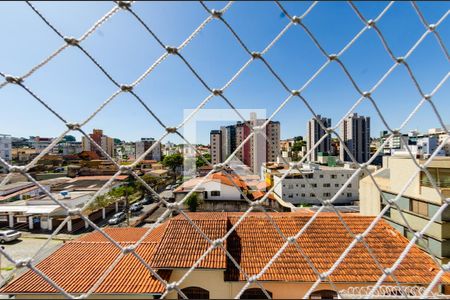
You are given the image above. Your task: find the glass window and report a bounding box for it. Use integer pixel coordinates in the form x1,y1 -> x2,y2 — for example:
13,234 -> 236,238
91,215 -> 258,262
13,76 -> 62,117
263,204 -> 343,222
410,199 -> 428,217
240,288 -> 272,299
210,191 -> 220,197
310,290 -> 338,299
179,287 -> 210,299
347,193 -> 352,197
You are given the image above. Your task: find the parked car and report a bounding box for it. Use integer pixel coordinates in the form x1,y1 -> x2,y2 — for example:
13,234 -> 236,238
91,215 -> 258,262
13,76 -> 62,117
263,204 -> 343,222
0,230 -> 21,243
130,203 -> 143,212
108,212 -> 126,225
140,196 -> 153,205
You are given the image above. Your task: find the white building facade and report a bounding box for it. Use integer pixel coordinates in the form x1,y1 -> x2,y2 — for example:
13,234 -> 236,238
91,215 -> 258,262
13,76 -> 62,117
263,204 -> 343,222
273,163 -> 360,205
135,138 -> 161,161
0,134 -> 12,163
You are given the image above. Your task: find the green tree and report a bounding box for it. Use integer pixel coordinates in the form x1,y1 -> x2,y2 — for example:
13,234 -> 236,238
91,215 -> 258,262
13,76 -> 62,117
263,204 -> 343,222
136,173 -> 162,194
291,140 -> 306,152
196,153 -> 211,168
63,135 -> 76,142
163,153 -> 183,181
185,193 -> 202,212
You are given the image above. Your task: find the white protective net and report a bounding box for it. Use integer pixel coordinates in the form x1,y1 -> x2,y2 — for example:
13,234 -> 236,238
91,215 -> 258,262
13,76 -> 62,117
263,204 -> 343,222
0,1 -> 449,299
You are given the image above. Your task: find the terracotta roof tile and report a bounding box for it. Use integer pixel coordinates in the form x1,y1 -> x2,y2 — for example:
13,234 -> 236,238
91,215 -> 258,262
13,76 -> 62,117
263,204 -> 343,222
224,214 -> 449,284
2,213 -> 448,296
151,214 -> 228,269
155,212 -> 449,284
1,226 -> 169,295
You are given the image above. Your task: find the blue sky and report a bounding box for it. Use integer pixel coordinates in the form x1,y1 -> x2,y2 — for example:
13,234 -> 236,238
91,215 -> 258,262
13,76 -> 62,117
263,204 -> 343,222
0,1 -> 449,145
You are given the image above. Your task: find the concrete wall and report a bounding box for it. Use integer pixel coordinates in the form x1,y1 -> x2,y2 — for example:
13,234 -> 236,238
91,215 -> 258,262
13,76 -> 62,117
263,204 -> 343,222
165,269 -> 433,299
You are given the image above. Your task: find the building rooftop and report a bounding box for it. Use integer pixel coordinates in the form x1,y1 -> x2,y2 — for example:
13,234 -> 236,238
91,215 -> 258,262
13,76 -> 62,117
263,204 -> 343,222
2,213 -> 447,295
1,226 -> 169,295
174,172 -> 248,193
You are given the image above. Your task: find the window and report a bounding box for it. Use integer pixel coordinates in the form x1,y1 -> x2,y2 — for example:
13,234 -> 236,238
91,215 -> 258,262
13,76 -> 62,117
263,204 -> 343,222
288,194 -> 293,198
179,287 -> 210,299
410,199 -> 428,217
301,193 -> 305,197
309,289 -> 338,299
288,184 -> 293,189
347,193 -> 352,197
311,183 -> 317,188
301,184 -> 305,188
319,174 -> 324,178
348,184 -> 352,188
335,183 -> 339,187
323,183 -> 330,187
210,191 -> 220,197
310,193 -> 316,197
331,174 -> 337,179
240,288 -> 272,299
323,192 -> 331,197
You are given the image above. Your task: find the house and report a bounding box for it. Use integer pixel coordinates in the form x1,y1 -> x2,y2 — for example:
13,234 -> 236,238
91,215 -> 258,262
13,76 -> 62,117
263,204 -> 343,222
173,172 -> 250,211
1,212 -> 448,299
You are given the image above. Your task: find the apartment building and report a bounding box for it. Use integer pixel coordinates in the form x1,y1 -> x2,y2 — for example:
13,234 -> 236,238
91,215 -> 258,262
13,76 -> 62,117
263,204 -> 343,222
0,134 -> 12,173
210,130 -> 222,165
307,115 -> 331,162
0,134 -> 12,162
82,129 -> 114,159
220,125 -> 236,161
52,141 -> 82,156
272,162 -> 360,205
29,136 -> 53,153
210,117 -> 280,174
2,212 -> 447,299
339,113 -> 370,163
360,155 -> 450,264
135,138 -> 162,161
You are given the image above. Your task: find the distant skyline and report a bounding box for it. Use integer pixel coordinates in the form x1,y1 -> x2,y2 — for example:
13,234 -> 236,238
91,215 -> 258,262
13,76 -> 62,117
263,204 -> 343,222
1,1 -> 449,145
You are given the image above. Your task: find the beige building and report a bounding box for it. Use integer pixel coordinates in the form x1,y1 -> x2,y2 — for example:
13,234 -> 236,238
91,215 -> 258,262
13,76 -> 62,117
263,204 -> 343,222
2,212 -> 448,299
209,130 -> 222,165
82,129 -> 114,159
360,155 -> 450,263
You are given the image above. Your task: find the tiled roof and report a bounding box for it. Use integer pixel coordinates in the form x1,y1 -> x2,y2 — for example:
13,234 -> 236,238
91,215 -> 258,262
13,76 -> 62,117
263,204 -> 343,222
151,213 -> 228,269
3,213 -> 448,296
174,172 -> 249,193
154,213 -> 450,284
210,173 -> 247,189
1,226 -> 169,295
